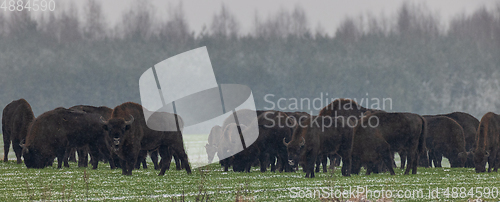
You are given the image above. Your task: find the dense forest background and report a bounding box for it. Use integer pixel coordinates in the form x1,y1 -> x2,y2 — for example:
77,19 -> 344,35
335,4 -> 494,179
0,0 -> 499,123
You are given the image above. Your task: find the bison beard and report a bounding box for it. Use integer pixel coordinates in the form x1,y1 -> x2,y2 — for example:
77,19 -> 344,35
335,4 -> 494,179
473,112 -> 500,173
22,108 -> 107,169
103,102 -> 191,176
2,98 -> 35,164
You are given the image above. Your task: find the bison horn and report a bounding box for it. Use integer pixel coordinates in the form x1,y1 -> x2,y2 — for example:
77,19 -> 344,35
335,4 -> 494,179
125,114 -> 134,125
299,137 -> 305,146
283,138 -> 289,146
99,116 -> 108,124
485,151 -> 490,157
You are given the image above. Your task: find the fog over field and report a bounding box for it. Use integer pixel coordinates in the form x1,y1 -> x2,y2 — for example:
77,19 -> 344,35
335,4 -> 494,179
0,0 -> 499,124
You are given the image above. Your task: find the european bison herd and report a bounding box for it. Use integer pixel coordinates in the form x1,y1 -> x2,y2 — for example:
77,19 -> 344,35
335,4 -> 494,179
1,98 -> 497,178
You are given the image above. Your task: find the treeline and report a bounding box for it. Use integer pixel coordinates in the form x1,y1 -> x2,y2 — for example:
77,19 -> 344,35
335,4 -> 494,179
0,0 -> 499,120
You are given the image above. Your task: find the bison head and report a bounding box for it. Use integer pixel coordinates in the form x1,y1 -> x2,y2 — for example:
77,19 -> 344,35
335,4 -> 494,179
283,136 -> 305,166
473,150 -> 489,173
102,115 -> 134,152
205,143 -> 217,164
22,146 -> 46,168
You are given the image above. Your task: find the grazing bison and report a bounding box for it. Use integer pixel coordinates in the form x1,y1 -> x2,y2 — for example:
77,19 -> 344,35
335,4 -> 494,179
473,112 -> 500,173
2,99 -> 35,164
373,112 -> 426,175
217,109 -> 260,171
220,123 -> 248,172
284,115 -> 353,178
438,112 -> 479,168
206,125 -> 222,164
102,102 -> 191,175
22,108 -> 107,169
352,112 -> 426,175
422,115 -> 467,168
68,105 -> 113,167
255,111 -> 295,172
351,115 -> 395,175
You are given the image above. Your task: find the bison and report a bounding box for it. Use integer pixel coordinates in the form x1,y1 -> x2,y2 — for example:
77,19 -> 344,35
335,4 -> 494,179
22,107 -> 107,169
102,102 -> 191,175
351,114 -> 395,175
205,125 -> 222,164
68,105 -> 113,168
2,99 -> 35,164
473,112 -> 500,173
352,112 -> 426,175
422,115 -> 467,168
284,115 -> 353,178
438,112 -> 479,168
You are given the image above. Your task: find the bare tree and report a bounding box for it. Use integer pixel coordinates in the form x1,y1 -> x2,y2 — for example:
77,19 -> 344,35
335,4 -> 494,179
120,0 -> 155,40
0,12 -> 5,36
59,3 -> 82,44
83,0 -> 107,40
335,17 -> 361,42
159,2 -> 190,41
7,9 -> 37,39
290,5 -> 309,37
210,4 -> 239,38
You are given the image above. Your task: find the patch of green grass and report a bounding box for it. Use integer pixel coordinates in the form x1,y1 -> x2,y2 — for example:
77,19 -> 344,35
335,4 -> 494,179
1,137 -> 499,201
1,160 -> 500,201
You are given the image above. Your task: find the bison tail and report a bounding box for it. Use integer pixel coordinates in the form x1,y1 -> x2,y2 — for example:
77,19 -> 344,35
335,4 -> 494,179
418,116 -> 427,155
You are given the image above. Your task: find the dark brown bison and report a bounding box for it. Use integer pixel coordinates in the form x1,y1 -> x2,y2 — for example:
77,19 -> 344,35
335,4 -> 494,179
22,108 -> 107,169
422,115 -> 467,168
284,115 -> 353,178
2,99 -> 35,164
473,112 -> 500,173
255,111 -> 295,172
217,109 -> 260,171
438,112 -> 479,168
351,115 -> 395,175
352,112 -> 426,175
102,102 -> 191,175
68,105 -> 113,168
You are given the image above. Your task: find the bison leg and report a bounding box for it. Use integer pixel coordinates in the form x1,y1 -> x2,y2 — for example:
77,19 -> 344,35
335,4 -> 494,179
321,155 -> 327,173
338,150 -> 351,177
403,152 -> 412,175
487,149 -> 498,173
135,150 -> 147,169
411,152 -> 419,174
314,155 -> 321,173
88,144 -> 100,169
150,150 -> 159,170
158,146 -> 173,175
3,133 -> 10,162
77,147 -> 88,167
399,151 -> 407,169
258,151 -> 267,172
12,139 -> 23,164
381,148 -> 396,175
68,148 -> 77,162
172,151 -> 181,170
57,148 -> 68,168
270,156 -> 277,172
305,152 -> 316,178
350,156 -> 361,175
433,151 -> 442,168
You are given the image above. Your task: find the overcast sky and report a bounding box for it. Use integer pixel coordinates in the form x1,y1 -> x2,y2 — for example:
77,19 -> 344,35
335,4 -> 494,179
66,0 -> 498,35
